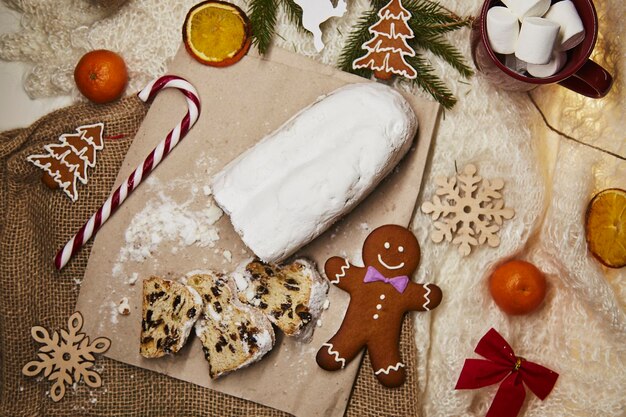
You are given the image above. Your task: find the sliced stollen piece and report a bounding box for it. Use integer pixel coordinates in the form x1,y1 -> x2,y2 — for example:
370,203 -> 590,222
234,259 -> 329,341
185,271 -> 275,379
211,83 -> 418,263
140,276 -> 203,358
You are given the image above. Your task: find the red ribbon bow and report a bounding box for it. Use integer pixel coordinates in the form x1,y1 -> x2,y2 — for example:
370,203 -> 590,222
455,328 -> 559,417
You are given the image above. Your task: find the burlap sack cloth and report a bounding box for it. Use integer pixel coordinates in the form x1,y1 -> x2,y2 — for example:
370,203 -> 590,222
1,97 -> 423,416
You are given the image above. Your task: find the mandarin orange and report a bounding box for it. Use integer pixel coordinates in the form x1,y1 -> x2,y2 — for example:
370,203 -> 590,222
74,50 -> 128,104
489,260 -> 547,315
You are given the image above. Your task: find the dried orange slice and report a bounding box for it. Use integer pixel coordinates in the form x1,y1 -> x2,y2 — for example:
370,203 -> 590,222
585,188 -> 626,268
183,0 -> 251,67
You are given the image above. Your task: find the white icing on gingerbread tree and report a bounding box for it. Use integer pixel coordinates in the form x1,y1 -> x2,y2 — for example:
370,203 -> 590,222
421,164 -> 515,256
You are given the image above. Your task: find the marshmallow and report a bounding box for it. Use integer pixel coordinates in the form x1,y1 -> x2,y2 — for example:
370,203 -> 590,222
504,54 -> 528,74
515,17 -> 560,64
544,0 -> 585,50
487,7 -> 520,54
527,51 -> 567,77
502,0 -> 550,20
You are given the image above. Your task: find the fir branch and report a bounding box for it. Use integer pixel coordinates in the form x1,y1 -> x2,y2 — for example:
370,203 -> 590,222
404,0 -> 472,35
403,0 -> 461,24
336,7 -> 379,78
281,0 -> 306,33
411,34 -> 474,78
412,19 -> 471,35
337,0 -> 472,108
248,0 -> 279,54
405,54 -> 457,109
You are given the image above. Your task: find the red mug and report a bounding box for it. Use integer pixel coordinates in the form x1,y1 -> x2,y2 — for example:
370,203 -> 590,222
470,0 -> 613,98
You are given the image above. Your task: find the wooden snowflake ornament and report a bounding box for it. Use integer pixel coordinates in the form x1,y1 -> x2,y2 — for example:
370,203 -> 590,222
353,0 -> 417,80
421,164 -> 515,256
22,312 -> 110,402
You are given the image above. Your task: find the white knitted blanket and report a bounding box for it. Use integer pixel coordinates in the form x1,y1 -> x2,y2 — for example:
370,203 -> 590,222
1,0 -> 624,416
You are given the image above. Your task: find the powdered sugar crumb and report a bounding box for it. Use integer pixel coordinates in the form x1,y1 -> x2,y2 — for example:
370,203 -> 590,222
112,264 -> 123,277
109,302 -> 119,324
223,250 -> 232,263
117,297 -> 130,315
323,299 -> 330,310
118,192 -> 223,264
127,272 -> 139,286
232,271 -> 248,291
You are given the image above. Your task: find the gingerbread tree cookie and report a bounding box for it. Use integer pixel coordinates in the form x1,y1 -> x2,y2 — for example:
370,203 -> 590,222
352,0 -> 417,80
27,123 -> 104,201
316,224 -> 442,387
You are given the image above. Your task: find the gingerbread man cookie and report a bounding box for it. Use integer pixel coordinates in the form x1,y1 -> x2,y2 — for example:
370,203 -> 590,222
316,224 -> 442,387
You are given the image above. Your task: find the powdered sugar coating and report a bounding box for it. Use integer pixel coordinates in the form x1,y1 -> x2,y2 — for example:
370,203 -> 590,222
119,193 -> 222,263
249,326 -> 274,361
178,286 -> 203,349
211,83 -> 417,263
294,259 -> 329,342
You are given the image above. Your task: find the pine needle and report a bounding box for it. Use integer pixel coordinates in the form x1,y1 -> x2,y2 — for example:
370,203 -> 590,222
248,0 -> 279,54
411,35 -> 474,78
405,55 -> 457,109
281,0 -> 306,33
411,19 -> 472,36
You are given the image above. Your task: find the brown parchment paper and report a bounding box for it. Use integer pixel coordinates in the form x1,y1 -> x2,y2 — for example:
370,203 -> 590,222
76,46 -> 440,417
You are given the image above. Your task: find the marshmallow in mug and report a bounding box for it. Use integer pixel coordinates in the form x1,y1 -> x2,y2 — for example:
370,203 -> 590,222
527,51 -> 567,77
544,0 -> 585,50
486,6 -> 519,54
515,17 -> 560,65
502,0 -> 550,20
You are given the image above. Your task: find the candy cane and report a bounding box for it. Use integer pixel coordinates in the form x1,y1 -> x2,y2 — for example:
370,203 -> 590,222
54,75 -> 201,270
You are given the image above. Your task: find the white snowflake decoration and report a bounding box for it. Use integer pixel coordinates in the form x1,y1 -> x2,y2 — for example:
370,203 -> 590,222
421,164 -> 515,256
22,312 -> 110,402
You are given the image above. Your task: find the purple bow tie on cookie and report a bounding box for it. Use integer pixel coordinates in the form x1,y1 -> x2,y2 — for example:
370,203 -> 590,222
363,266 -> 409,293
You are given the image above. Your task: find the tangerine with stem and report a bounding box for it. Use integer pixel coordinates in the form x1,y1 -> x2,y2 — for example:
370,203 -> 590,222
74,50 -> 128,104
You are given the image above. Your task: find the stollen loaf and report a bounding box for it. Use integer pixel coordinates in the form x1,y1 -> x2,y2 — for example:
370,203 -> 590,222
211,83 -> 418,263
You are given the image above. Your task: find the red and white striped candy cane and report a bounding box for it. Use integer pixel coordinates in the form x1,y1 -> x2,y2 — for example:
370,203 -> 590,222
54,75 -> 201,270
